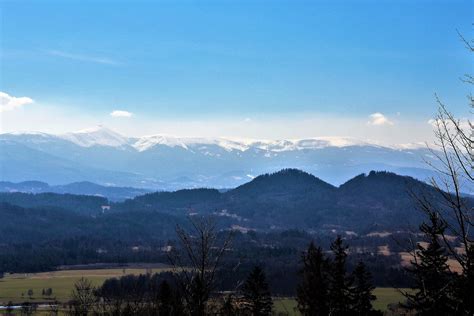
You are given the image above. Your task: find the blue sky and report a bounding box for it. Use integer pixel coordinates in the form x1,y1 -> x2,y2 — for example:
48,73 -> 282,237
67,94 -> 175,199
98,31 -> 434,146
0,0 -> 472,143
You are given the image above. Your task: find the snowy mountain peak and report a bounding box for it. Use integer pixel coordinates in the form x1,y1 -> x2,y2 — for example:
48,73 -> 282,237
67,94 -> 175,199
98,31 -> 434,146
0,126 -> 408,152
60,125 -> 131,148
133,134 -> 190,151
132,135 -> 251,152
246,137 -> 379,152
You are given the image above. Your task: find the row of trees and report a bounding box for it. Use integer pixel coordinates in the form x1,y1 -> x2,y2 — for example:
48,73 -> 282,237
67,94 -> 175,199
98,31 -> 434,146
65,226 -> 379,315
66,266 -> 274,315
297,238 -> 380,316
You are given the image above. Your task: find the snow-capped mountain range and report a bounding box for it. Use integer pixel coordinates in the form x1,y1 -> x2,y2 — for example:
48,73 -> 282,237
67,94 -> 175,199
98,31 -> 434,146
0,126 -> 435,190
7,125 -> 423,152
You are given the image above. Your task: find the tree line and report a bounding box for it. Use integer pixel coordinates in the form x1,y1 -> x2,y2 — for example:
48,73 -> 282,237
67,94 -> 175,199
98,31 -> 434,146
63,229 -> 380,316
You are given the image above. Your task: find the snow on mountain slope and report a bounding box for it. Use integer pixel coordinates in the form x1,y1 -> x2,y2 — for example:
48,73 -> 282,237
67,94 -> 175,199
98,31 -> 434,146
4,126 -> 386,152
133,135 -> 251,152
0,126 -> 423,152
132,135 -> 382,152
59,126 -> 131,148
248,137 -> 379,152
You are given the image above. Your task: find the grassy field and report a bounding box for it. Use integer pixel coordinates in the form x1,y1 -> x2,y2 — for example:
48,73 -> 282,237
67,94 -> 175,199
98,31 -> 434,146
0,268 -> 171,304
0,268 -> 408,314
273,288 -> 408,315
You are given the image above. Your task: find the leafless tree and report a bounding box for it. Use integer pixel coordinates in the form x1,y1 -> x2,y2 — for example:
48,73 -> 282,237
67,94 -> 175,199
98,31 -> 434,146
410,29 -> 473,313
168,216 -> 233,316
69,277 -> 96,316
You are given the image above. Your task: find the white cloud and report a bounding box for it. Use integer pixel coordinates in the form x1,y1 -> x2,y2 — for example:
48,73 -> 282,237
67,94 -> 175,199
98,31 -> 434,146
0,92 -> 34,112
368,112 -> 394,126
110,110 -> 133,118
427,119 -> 437,127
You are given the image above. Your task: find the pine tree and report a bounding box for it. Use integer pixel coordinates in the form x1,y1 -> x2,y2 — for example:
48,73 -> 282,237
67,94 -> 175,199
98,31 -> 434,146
241,266 -> 273,316
158,280 -> 173,316
406,212 -> 456,315
352,262 -> 380,316
328,236 -> 353,315
454,244 -> 474,314
296,241 -> 330,315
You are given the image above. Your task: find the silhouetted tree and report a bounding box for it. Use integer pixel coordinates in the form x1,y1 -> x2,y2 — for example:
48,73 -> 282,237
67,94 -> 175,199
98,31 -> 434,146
405,213 -> 457,315
168,216 -> 233,316
328,236 -> 353,315
352,262 -> 380,316
297,242 -> 330,315
157,280 -> 180,316
411,29 -> 473,314
70,277 -> 95,316
46,287 -> 53,297
241,266 -> 273,316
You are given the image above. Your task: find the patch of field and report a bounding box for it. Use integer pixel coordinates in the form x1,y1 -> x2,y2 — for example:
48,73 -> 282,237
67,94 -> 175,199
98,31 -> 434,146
372,287 -> 409,311
377,245 -> 391,256
399,252 -> 463,274
399,251 -> 413,267
272,288 -> 409,315
0,268 -> 171,304
366,231 -> 392,238
273,298 -> 299,315
447,259 -> 462,274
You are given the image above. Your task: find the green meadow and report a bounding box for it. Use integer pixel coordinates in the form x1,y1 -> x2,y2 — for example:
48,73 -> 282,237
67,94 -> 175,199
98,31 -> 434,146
0,268 -> 170,304
0,268 -> 408,314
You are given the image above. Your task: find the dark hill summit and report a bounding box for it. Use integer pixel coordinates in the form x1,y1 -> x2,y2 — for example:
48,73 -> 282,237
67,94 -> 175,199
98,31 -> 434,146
229,168 -> 336,197
339,170 -> 428,195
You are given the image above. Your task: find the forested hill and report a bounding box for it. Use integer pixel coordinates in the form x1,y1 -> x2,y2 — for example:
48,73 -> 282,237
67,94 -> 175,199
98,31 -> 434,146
1,168 -> 471,275
0,180 -> 150,201
230,168 -> 337,197
0,192 -> 108,215
1,168 -> 463,233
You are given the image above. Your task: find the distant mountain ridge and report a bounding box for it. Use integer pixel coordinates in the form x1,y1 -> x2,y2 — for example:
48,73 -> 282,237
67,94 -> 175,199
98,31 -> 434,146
3,126 -> 423,151
0,180 -> 150,201
0,126 -> 443,190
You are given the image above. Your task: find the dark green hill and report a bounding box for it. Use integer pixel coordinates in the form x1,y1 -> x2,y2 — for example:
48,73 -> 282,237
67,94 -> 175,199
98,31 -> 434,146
229,168 -> 336,197
118,188 -> 223,214
0,192 -> 108,215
